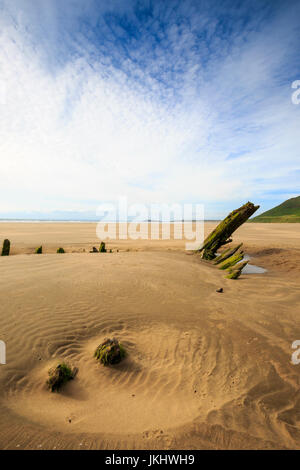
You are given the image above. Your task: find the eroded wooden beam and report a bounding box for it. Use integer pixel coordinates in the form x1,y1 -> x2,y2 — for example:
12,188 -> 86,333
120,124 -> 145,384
198,202 -> 259,260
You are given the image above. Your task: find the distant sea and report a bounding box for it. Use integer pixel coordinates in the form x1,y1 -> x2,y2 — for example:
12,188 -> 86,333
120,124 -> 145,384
0,219 -> 220,223
0,219 -> 100,223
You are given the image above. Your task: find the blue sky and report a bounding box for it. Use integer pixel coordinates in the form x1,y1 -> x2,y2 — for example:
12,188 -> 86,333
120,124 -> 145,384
0,0 -> 299,219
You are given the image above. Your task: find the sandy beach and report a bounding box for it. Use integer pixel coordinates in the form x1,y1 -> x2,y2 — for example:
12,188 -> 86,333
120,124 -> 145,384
0,222 -> 300,450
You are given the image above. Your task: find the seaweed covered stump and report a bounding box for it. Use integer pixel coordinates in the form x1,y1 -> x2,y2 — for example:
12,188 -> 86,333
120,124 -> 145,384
1,239 -> 10,256
99,242 -> 107,253
94,338 -> 126,365
47,363 -> 78,392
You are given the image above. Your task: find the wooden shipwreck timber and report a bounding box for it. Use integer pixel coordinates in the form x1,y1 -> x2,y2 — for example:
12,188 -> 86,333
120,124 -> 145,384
197,201 -> 259,279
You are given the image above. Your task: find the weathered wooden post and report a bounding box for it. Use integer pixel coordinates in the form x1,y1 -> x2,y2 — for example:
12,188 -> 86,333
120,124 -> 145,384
226,261 -> 249,279
1,239 -> 10,256
197,202 -> 259,279
198,202 -> 259,260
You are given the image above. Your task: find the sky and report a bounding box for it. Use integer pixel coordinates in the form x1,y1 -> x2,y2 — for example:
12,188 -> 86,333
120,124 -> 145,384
0,0 -> 299,220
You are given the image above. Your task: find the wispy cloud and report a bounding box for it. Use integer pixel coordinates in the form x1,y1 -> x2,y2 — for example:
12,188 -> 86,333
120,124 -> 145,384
0,0 -> 299,218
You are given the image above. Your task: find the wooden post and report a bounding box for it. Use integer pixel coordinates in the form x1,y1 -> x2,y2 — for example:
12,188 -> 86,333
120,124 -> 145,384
1,239 -> 10,256
198,202 -> 259,260
226,261 -> 249,279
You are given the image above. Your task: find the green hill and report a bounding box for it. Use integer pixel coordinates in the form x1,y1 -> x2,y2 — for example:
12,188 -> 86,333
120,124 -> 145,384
250,196 -> 300,223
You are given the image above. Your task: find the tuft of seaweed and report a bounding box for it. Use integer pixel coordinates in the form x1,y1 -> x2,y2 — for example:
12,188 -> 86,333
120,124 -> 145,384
57,247 -> 65,253
94,338 -> 126,366
35,246 -> 42,254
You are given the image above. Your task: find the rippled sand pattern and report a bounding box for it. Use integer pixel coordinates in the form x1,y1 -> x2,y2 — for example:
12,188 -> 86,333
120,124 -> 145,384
0,223 -> 300,449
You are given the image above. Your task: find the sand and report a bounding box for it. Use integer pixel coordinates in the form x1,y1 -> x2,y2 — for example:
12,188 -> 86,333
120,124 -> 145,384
0,222 -> 300,449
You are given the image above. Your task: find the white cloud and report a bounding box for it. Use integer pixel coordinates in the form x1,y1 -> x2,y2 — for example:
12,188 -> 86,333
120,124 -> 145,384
0,0 -> 299,217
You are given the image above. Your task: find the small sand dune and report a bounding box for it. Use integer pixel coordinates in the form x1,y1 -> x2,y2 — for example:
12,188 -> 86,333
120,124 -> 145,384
0,223 -> 300,449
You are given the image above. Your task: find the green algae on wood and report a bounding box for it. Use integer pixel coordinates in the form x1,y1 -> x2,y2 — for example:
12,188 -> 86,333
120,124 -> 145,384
198,202 -> 259,260
218,249 -> 244,270
94,338 -> 126,366
226,261 -> 249,279
35,246 -> 42,254
214,243 -> 243,265
1,239 -> 10,256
